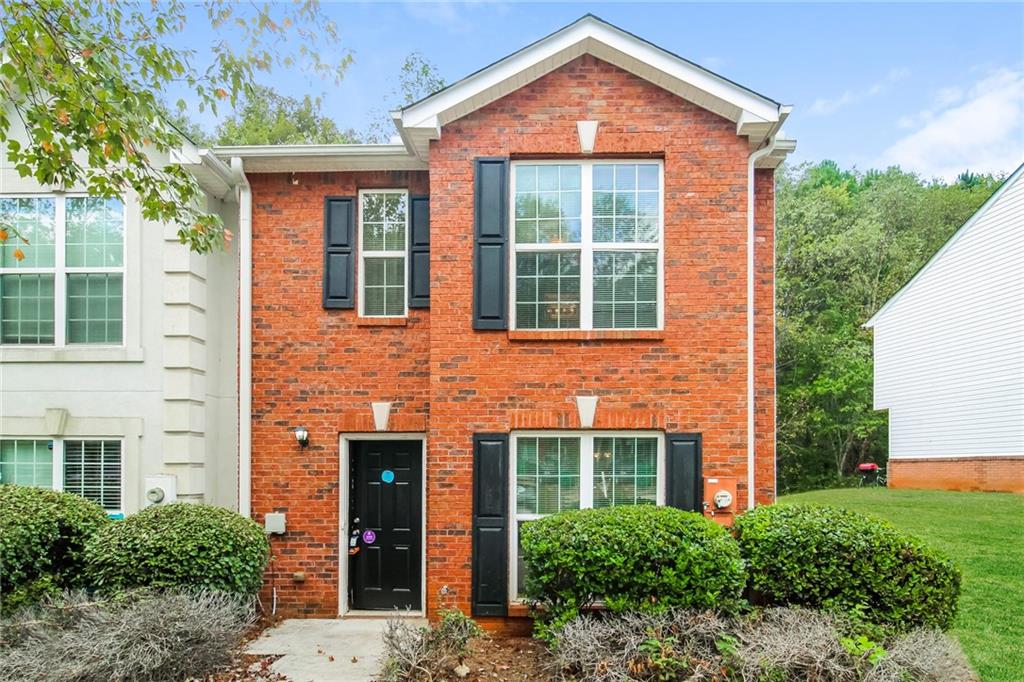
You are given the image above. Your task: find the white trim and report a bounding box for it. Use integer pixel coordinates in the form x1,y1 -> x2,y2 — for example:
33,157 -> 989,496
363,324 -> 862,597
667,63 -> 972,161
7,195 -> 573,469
508,160 -> 664,331
865,162 -> 1024,328
507,430 -> 665,601
231,157 -> 253,517
357,189 -> 410,318
0,193 -> 128,349
337,433 -> 427,617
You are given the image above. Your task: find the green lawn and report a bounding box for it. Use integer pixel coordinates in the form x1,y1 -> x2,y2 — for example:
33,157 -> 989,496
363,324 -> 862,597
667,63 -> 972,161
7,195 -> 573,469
779,488 -> 1023,682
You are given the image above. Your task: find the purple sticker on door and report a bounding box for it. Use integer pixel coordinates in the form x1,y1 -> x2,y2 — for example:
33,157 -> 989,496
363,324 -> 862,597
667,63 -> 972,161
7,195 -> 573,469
362,529 -> 377,544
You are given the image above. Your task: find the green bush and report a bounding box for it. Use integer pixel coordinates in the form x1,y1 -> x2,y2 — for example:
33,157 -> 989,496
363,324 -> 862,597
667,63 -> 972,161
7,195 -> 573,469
520,505 -> 745,639
0,484 -> 110,612
84,503 -> 269,594
734,504 -> 961,630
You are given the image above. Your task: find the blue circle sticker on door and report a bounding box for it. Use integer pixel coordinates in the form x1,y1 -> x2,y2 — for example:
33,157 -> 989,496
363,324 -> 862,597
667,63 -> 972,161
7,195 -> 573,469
362,529 -> 376,544
381,469 -> 395,484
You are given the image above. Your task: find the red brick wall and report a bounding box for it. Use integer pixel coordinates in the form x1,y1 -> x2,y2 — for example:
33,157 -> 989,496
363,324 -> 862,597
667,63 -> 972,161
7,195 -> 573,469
889,457 -> 1024,493
248,54 -> 777,619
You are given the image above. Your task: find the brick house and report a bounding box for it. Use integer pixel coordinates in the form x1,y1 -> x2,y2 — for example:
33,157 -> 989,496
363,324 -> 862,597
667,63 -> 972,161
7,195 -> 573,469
225,15 -> 795,626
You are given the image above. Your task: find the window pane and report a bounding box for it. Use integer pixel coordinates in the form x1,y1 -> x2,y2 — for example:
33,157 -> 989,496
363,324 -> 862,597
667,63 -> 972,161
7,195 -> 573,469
0,274 -> 55,344
63,440 -> 121,511
0,197 -> 56,267
592,252 -> 657,329
515,252 -> 580,329
516,437 -> 581,515
361,192 -> 406,251
65,197 -> 124,267
0,440 -> 53,487
593,437 -> 658,508
592,164 -> 660,244
363,256 -> 404,316
67,273 -> 123,344
513,165 -> 581,244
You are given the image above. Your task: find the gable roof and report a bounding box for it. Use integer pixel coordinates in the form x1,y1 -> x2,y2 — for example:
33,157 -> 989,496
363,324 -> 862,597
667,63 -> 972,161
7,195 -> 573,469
865,161 -> 1024,328
392,14 -> 792,160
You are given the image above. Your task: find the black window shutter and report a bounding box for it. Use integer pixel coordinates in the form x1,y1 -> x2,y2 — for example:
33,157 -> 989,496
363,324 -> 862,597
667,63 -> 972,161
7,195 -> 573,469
408,195 -> 430,308
323,197 -> 355,309
666,433 -> 703,512
472,158 -> 509,329
472,433 -> 509,617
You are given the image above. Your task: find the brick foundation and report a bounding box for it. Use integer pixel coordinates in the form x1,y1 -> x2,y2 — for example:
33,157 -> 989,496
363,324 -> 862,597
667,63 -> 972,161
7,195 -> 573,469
889,457 -> 1024,493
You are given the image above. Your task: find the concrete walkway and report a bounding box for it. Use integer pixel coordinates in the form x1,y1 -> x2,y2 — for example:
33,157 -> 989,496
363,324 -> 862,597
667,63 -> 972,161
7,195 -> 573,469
246,617 -> 427,681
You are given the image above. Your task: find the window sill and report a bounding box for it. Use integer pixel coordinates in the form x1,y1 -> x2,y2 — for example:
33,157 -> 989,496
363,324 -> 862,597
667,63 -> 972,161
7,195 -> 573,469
507,329 -> 665,342
0,347 -> 144,363
355,317 -> 408,327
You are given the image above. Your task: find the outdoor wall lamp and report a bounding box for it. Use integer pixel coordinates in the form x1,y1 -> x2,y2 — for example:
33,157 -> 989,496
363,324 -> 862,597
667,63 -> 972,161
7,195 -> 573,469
293,426 -> 309,448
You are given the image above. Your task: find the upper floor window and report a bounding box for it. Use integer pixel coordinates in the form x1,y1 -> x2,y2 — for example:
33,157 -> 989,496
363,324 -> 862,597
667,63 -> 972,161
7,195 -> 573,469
0,438 -> 123,514
0,196 -> 125,346
359,190 -> 408,317
511,161 -> 663,330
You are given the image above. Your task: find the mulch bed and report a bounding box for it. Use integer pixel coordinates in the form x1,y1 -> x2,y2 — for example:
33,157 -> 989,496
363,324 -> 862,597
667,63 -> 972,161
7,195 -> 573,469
459,635 -> 554,681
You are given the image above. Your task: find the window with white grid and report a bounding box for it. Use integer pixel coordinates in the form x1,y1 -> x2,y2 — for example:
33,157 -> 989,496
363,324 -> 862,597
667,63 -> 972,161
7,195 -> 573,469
0,196 -> 125,346
359,190 -> 408,317
510,161 -> 663,330
0,438 -> 123,513
510,432 -> 664,597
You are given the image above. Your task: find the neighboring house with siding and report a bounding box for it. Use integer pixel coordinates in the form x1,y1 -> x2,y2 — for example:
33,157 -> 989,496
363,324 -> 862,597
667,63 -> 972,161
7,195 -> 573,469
226,15 -> 794,627
0,136 -> 241,515
866,162 -> 1024,493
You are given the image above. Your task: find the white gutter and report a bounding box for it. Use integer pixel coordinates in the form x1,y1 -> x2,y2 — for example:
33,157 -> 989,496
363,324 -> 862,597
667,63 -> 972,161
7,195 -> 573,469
231,157 -> 253,517
746,128 -> 781,509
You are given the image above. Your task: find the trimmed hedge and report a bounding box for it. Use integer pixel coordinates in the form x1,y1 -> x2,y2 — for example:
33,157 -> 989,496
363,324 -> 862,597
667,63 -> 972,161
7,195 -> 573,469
520,505 -> 745,638
0,484 -> 110,612
734,504 -> 961,630
84,503 -> 270,594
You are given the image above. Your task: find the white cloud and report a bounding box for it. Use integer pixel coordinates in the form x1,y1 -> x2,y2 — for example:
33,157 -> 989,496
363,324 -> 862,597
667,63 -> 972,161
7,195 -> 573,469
877,68 -> 1024,181
402,1 -> 508,34
809,67 -> 910,116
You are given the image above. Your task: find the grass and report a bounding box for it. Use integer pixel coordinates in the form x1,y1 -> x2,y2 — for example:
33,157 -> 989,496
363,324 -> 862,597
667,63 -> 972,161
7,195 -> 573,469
779,488 -> 1023,682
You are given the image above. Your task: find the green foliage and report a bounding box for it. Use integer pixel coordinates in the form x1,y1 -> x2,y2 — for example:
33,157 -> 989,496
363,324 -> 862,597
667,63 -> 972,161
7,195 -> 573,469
0,1 -> 349,253
840,633 -> 887,665
734,504 -> 961,631
215,84 -> 360,145
776,161 -> 1003,492
0,484 -> 110,612
84,503 -> 269,594
365,52 -> 445,143
520,505 -> 745,640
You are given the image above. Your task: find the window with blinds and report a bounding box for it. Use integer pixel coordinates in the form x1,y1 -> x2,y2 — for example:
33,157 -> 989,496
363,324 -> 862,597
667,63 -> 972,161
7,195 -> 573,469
63,440 -> 122,512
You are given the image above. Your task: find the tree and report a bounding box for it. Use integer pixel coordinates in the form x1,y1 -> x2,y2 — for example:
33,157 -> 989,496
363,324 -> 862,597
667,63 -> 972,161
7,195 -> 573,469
215,85 -> 359,146
364,52 -> 445,143
775,162 -> 1002,491
0,1 -> 350,254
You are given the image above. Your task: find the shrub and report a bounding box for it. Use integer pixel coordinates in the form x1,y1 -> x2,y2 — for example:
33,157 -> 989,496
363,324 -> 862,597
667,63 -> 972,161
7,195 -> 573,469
378,608 -> 484,682
520,505 -> 745,639
0,484 -> 109,612
734,504 -> 961,631
84,503 -> 270,594
552,608 -> 975,682
0,589 -> 255,681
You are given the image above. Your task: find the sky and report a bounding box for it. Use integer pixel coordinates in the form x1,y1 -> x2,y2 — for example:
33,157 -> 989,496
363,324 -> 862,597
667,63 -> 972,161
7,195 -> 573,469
183,2 -> 1024,181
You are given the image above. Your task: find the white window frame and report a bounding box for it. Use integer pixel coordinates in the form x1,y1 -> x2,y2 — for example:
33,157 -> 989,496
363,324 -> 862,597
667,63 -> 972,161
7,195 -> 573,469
508,430 -> 666,601
357,188 -> 410,318
0,193 -> 127,347
0,437 -> 126,516
508,160 -> 665,331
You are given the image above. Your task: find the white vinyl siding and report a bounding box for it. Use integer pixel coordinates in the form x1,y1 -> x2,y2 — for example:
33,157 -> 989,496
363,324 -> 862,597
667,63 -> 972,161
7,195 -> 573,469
0,438 -> 124,513
872,170 -> 1024,459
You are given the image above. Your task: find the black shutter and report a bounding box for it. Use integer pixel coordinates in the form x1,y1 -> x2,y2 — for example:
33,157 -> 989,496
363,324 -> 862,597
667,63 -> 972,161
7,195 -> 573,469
472,433 -> 509,617
666,433 -> 703,512
472,158 -> 509,330
408,195 -> 430,308
323,197 -> 355,309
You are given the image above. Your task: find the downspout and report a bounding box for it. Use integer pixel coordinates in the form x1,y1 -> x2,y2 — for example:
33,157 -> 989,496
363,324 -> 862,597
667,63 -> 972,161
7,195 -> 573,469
231,157 -> 253,517
746,131 -> 780,509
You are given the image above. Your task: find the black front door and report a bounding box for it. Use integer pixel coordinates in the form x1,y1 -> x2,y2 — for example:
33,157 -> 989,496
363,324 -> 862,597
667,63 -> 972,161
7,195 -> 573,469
349,440 -> 422,610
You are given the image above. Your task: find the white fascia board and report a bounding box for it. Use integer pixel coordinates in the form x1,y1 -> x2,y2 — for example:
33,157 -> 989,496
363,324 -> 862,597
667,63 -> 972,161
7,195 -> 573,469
210,144 -> 425,172
400,15 -> 781,135
864,161 -> 1024,328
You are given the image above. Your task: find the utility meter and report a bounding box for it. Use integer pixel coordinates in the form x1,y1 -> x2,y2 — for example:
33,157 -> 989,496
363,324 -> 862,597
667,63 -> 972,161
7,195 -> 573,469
713,489 -> 734,509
